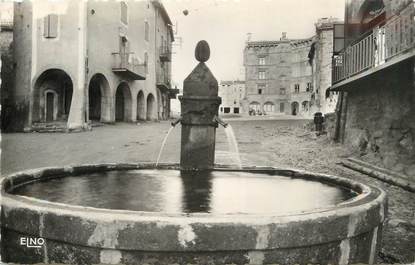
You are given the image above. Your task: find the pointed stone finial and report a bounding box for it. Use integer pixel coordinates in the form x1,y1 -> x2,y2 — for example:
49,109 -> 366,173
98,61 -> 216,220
195,40 -> 210,63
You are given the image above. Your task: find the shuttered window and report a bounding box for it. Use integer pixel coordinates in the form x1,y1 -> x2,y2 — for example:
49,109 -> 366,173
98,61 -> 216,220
43,14 -> 58,38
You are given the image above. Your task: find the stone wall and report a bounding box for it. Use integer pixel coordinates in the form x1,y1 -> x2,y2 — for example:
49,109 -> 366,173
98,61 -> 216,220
0,29 -> 14,131
340,59 -> 415,178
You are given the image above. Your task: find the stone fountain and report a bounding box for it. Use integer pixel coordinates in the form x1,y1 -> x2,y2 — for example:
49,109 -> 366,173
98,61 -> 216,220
1,41 -> 387,265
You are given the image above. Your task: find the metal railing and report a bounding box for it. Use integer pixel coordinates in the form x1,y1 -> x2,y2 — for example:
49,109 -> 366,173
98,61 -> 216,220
333,2 -> 415,84
111,52 -> 146,78
157,71 -> 171,88
159,46 -> 172,62
0,20 -> 13,31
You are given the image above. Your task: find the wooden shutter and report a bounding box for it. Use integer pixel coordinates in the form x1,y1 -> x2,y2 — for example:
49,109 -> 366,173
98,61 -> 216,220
48,14 -> 58,38
44,14 -> 58,38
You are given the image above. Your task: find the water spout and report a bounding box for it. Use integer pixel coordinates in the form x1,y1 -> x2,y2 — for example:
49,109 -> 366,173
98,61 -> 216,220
213,115 -> 228,128
224,125 -> 242,169
171,117 -> 182,127
156,126 -> 175,167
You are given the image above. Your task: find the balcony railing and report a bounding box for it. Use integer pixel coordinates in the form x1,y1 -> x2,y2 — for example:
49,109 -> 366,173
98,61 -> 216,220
112,52 -> 146,80
159,46 -> 172,62
332,2 -> 415,84
156,71 -> 171,92
0,20 -> 13,31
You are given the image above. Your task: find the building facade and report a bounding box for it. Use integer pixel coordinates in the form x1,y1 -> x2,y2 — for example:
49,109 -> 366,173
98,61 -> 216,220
243,33 -> 314,117
4,0 -> 175,132
331,0 -> 414,177
218,80 -> 245,115
310,17 -> 342,115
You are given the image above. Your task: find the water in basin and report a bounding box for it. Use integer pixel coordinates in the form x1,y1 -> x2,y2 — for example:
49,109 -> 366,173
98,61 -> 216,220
11,169 -> 355,214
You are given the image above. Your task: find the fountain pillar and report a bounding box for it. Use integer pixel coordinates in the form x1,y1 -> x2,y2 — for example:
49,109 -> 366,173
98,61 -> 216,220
179,41 -> 221,170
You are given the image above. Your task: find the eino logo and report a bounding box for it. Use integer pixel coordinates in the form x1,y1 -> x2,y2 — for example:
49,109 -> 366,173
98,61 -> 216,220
20,237 -> 45,248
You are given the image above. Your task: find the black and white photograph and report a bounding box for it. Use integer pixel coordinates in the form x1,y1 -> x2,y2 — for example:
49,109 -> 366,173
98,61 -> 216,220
0,0 -> 414,264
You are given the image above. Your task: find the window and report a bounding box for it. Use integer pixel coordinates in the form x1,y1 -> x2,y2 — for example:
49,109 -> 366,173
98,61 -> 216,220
224,107 -> 231,114
294,84 -> 300,93
145,21 -> 149,41
264,102 -> 275,112
258,70 -> 266,80
258,57 -> 266,65
306,82 -> 312,92
280,102 -> 285,113
220,107 -> 223,112
120,1 -> 128,25
43,14 -> 58,38
257,84 -> 265,95
234,107 -> 240,114
280,88 -> 286,95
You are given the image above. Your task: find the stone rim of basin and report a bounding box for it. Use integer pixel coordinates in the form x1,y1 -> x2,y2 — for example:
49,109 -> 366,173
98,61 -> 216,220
1,163 -> 387,253
2,163 -> 380,218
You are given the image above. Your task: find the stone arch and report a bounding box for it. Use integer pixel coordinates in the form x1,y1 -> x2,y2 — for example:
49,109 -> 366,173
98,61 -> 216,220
136,90 -> 145,120
88,73 -> 111,122
249,101 -> 260,112
146,93 -> 156,121
291,101 -> 299,116
263,101 -> 275,113
115,82 -> 132,122
302,101 -> 310,112
33,69 -> 73,123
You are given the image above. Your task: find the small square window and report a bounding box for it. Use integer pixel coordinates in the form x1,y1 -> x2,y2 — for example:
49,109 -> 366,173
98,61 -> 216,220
258,57 -> 266,65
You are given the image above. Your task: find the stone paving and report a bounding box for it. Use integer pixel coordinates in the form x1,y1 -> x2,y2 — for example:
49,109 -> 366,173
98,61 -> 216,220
1,118 -> 414,263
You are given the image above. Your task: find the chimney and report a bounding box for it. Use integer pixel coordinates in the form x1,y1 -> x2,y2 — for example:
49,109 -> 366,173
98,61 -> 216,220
281,32 -> 287,40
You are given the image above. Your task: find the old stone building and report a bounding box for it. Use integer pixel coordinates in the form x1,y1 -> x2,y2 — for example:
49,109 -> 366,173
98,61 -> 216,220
243,33 -> 314,117
331,0 -> 415,176
309,17 -> 342,115
218,80 -> 245,115
4,0 -> 176,132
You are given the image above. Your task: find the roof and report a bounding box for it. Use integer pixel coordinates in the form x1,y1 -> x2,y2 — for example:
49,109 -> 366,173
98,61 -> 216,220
151,0 -> 174,42
246,38 -> 314,49
220,80 -> 245,85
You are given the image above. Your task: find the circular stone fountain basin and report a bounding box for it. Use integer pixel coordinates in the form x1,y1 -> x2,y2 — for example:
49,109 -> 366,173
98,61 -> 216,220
1,163 -> 387,265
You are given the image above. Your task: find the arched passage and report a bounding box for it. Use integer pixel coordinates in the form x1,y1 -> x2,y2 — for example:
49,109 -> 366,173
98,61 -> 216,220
249,102 -> 260,111
88,74 -> 111,122
137,90 -> 145,120
33,69 -> 73,123
146,93 -> 156,121
302,101 -> 310,112
263,102 -> 275,113
291,101 -> 299,116
115,82 -> 132,122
